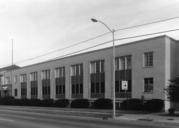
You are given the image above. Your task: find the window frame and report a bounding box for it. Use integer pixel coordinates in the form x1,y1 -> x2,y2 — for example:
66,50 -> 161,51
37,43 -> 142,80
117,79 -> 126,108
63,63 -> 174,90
144,77 -> 154,93
143,52 -> 153,68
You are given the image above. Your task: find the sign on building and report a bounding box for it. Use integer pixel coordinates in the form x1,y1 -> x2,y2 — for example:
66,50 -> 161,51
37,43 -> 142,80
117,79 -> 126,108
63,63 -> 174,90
122,80 -> 128,90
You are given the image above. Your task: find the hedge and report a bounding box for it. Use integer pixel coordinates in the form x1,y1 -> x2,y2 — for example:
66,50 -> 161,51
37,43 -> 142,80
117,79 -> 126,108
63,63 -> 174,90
120,98 -> 164,112
40,99 -> 54,107
0,96 -> 15,105
93,98 -> 112,109
0,97 -> 164,112
54,99 -> 69,108
120,98 -> 143,111
143,99 -> 164,112
70,99 -> 90,108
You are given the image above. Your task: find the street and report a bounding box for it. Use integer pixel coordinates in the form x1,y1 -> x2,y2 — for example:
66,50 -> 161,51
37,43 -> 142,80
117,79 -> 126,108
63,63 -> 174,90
0,106 -> 178,128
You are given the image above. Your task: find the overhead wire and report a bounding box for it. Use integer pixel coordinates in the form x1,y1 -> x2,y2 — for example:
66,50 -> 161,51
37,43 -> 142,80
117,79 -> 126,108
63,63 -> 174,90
49,28 -> 179,62
13,16 -> 179,65
1,16 -> 179,67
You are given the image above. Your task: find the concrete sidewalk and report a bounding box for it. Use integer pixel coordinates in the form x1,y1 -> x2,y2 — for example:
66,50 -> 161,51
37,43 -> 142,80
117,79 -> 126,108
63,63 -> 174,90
115,112 -> 179,124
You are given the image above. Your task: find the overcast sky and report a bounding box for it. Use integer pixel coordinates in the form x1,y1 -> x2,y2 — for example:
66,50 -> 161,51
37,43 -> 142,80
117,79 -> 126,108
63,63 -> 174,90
0,0 -> 179,67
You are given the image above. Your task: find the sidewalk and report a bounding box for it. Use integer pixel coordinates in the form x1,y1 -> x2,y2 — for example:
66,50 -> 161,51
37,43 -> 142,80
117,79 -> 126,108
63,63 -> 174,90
115,111 -> 179,124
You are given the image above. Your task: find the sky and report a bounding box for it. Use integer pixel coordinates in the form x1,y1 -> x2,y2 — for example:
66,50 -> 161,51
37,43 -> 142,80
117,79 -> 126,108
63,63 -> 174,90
0,0 -> 179,67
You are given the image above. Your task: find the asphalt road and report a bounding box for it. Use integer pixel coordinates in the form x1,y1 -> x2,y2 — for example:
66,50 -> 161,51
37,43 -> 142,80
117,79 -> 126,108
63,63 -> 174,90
0,106 -> 178,128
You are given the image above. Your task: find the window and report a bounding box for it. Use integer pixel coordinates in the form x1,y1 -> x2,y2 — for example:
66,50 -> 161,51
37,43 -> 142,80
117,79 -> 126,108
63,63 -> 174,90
90,62 -> 96,74
115,56 -> 131,70
55,67 -> 65,78
126,56 -> 132,69
144,52 -> 153,67
55,67 -> 65,98
90,60 -> 104,74
71,64 -> 83,98
71,64 -> 82,76
30,72 -> 38,81
90,60 -> 105,98
21,87 -> 27,98
41,69 -> 50,99
20,74 -> 27,98
41,70 -> 50,80
31,85 -> 38,98
20,74 -> 27,83
144,78 -> 153,93
14,88 -> 17,96
42,81 -> 50,99
115,55 -> 132,98
30,72 -> 38,99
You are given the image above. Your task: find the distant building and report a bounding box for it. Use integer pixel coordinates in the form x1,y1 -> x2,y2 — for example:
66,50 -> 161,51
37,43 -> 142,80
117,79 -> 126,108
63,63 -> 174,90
0,65 -> 20,97
0,35 -> 178,111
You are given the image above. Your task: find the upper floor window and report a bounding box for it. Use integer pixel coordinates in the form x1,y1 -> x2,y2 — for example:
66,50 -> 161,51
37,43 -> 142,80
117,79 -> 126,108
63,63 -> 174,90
30,72 -> 38,81
55,67 -> 65,78
144,52 -> 153,67
70,64 -> 83,76
41,69 -> 50,80
20,74 -> 27,83
144,78 -> 153,93
115,55 -> 131,70
90,60 -> 104,74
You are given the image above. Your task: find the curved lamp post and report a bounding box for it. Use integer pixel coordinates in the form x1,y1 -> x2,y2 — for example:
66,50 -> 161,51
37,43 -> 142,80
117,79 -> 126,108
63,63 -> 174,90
91,18 -> 116,119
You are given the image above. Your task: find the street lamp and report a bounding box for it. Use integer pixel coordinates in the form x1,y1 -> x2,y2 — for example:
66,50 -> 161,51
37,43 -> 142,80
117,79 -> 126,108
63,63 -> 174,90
91,18 -> 116,119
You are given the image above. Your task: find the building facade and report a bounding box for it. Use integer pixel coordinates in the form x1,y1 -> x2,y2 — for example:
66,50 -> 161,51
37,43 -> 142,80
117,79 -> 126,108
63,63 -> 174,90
0,65 -> 20,97
0,35 -> 178,110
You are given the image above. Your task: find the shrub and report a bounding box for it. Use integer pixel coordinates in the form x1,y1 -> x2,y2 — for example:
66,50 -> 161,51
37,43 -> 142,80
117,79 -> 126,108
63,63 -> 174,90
18,99 -> 30,106
93,98 -> 112,109
54,99 -> 69,108
120,98 -> 143,110
0,96 -> 15,105
9,99 -> 30,106
40,99 -> 54,107
166,77 -> 179,102
144,99 -> 164,112
71,99 -> 90,108
26,99 -> 42,106
168,108 -> 175,115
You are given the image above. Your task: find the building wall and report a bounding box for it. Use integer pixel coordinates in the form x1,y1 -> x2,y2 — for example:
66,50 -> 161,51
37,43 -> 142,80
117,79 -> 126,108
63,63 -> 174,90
3,36 -> 176,106
176,41 -> 179,76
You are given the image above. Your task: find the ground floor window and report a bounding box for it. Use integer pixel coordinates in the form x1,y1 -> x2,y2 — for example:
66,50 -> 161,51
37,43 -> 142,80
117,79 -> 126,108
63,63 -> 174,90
71,83 -> 83,98
144,78 -> 153,93
70,64 -> 83,98
115,70 -> 132,98
55,78 -> 65,98
42,79 -> 50,99
14,88 -> 17,96
21,82 -> 27,99
31,81 -> 38,99
90,73 -> 105,98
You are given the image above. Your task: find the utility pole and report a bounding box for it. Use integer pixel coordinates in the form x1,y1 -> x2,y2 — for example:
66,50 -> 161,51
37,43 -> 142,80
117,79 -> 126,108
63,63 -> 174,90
11,38 -> 14,66
11,38 -> 14,97
91,18 -> 116,119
